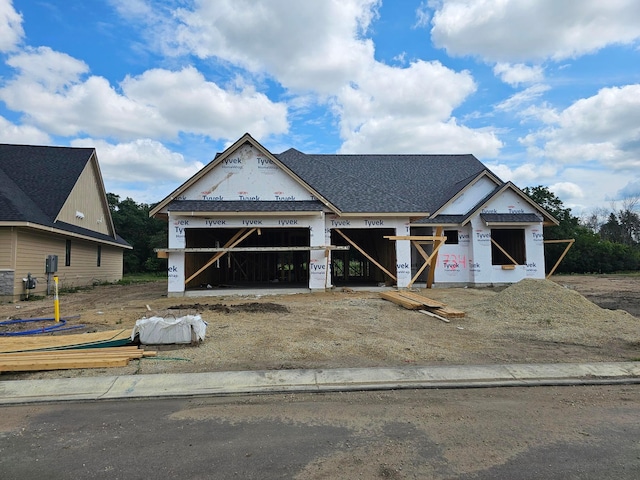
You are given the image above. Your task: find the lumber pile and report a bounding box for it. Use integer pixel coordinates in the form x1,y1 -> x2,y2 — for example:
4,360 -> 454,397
0,329 -> 133,353
380,291 -> 465,320
0,346 -> 156,373
0,328 -> 156,373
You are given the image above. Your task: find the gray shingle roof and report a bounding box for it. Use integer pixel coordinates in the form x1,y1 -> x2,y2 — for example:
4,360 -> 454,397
481,213 -> 543,223
276,148 -> 490,213
412,214 -> 467,225
167,200 -> 325,213
0,144 -> 129,246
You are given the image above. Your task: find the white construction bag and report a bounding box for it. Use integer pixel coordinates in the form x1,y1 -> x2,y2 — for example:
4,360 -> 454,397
131,315 -> 207,344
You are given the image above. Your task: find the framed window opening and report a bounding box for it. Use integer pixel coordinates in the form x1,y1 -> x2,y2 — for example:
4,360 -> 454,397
444,229 -> 459,245
491,228 -> 525,265
97,245 -> 102,267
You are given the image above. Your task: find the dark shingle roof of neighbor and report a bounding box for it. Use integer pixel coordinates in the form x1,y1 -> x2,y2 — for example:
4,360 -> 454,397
275,148 -> 492,213
0,144 -> 129,246
167,200 -> 326,213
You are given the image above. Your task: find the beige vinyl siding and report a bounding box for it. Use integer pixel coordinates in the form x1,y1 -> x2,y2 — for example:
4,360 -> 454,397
0,227 -> 16,269
13,228 -> 123,297
57,157 -> 112,236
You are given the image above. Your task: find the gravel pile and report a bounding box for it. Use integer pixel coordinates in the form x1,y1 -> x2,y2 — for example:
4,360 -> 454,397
472,278 -> 638,346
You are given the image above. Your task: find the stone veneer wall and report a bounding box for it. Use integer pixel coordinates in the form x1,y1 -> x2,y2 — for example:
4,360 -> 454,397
0,269 -> 15,297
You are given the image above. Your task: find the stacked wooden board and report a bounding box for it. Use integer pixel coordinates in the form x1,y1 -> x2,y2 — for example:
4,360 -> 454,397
380,291 -> 465,320
0,329 -> 155,373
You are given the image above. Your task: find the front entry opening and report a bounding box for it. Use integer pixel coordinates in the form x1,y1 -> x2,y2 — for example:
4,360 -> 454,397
184,228 -> 310,289
330,228 -> 396,286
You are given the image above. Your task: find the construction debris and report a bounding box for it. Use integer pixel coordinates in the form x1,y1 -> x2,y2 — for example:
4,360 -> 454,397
380,291 -> 465,319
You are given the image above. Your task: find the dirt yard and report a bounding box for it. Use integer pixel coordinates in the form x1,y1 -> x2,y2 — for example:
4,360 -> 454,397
1,274 -> 638,380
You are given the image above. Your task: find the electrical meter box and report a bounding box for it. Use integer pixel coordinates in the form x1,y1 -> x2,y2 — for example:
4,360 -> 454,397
45,254 -> 58,273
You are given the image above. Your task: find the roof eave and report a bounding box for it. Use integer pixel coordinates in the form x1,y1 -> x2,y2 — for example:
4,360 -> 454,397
0,221 -> 132,249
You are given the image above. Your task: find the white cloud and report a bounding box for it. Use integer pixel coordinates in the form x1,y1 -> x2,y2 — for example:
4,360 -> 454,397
6,46 -> 89,90
0,48 -> 288,141
334,60 -> 502,155
430,0 -> 640,62
548,181 -> 584,200
523,84 -> 640,170
0,0 -> 23,52
414,1 -> 431,28
493,63 -> 544,86
486,161 -> 558,186
153,0 -> 381,94
340,117 -> 502,156
71,137 -> 204,202
495,84 -> 550,112
0,115 -> 50,144
111,1 -> 504,157
121,67 -> 289,140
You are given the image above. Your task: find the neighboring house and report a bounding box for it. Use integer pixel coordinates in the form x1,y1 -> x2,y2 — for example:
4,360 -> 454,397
151,133 -> 558,296
0,144 -> 131,300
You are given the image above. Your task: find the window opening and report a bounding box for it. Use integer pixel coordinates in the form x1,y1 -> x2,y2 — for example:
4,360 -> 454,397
444,230 -> 458,245
491,228 -> 525,265
65,239 -> 71,266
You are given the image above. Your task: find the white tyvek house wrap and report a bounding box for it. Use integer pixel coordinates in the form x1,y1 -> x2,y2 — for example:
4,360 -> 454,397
433,188 -> 546,285
184,144 -> 315,201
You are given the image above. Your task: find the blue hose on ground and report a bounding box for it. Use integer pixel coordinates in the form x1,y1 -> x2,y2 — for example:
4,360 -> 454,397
0,315 -> 84,336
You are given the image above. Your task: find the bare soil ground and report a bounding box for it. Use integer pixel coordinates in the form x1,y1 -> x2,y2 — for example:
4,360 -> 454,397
1,274 -> 638,380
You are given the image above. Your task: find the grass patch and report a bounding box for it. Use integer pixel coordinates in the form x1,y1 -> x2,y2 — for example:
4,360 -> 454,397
118,272 -> 166,285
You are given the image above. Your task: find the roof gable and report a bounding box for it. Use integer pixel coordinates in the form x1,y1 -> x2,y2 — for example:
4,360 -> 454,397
465,182 -> 559,226
57,152 -> 116,237
151,133 -> 336,217
0,144 -> 93,220
0,144 -> 128,247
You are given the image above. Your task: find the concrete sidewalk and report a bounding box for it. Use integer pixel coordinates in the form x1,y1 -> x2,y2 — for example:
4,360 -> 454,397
2,362 -> 640,405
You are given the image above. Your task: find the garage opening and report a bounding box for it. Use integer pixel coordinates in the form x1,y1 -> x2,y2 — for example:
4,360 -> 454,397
184,228 -> 310,288
330,228 -> 396,286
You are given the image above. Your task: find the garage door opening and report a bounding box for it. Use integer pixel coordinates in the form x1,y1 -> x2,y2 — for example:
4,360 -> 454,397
184,228 -> 310,289
330,228 -> 396,286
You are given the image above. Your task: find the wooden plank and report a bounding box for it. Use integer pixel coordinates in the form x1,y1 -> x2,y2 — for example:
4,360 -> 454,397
418,309 -> 450,323
394,291 -> 447,308
431,306 -> 465,319
545,238 -> 575,278
159,246 -> 350,253
383,235 -> 447,241
0,329 -> 132,354
427,227 -> 443,289
0,357 -> 130,372
0,350 -> 145,361
380,291 -> 423,310
490,238 -> 519,266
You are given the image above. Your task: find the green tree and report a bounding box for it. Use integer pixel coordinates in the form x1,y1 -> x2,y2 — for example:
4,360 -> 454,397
108,194 -> 167,274
523,186 -> 640,274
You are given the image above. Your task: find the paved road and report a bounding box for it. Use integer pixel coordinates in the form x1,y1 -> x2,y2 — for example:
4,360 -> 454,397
1,384 -> 639,479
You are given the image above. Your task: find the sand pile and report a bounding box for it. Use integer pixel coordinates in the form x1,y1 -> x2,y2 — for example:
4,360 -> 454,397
472,278 -> 638,345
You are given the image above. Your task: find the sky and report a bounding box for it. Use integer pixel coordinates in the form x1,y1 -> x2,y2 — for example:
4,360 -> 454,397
1,0 -> 639,218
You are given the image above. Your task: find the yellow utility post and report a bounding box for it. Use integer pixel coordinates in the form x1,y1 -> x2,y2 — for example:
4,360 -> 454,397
53,276 -> 60,322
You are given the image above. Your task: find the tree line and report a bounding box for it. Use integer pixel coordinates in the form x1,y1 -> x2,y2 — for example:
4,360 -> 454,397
523,186 -> 640,274
108,188 -> 640,275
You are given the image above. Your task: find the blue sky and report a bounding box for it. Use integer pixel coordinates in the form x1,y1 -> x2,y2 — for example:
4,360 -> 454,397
1,0 -> 639,219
